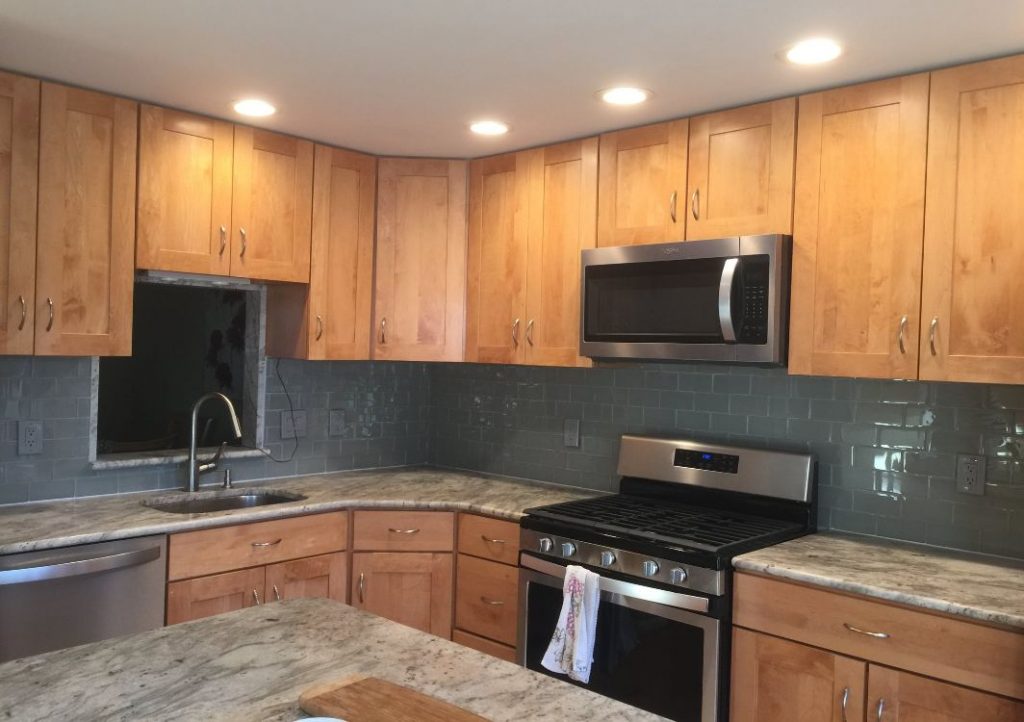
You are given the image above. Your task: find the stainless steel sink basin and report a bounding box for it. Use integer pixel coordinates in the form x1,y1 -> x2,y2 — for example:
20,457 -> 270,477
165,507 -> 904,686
142,489 -> 307,514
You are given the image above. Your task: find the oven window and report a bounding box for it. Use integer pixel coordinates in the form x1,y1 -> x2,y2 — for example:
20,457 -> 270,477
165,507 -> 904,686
525,581 -> 705,722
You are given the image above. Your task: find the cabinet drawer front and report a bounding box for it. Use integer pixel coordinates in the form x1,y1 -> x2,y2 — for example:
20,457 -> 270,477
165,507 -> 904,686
352,511 -> 454,551
168,512 -> 348,580
455,554 -> 519,646
734,573 -> 1024,701
457,514 -> 520,566
453,629 -> 517,663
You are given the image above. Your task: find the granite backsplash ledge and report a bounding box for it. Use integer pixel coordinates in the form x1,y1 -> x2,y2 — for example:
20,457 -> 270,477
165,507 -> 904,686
429,362 -> 1024,559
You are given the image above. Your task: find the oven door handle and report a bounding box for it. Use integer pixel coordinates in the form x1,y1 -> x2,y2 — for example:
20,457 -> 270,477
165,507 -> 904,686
718,257 -> 739,343
520,554 -> 709,614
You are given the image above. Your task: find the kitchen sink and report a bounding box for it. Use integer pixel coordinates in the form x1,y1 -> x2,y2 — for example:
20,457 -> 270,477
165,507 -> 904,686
143,489 -> 307,514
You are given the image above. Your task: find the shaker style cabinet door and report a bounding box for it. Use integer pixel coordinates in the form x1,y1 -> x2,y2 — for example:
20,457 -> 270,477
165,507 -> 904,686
0,71 -> 39,355
731,627 -> 867,722
35,83 -> 137,357
350,551 -> 453,639
136,105 -> 234,276
685,98 -> 795,240
465,152 -> 529,365
788,74 -> 929,379
166,567 -> 266,625
867,665 -> 1024,722
373,158 -> 467,362
265,552 -> 348,603
597,119 -> 688,247
230,126 -> 313,283
920,55 -> 1024,384
522,137 -> 597,367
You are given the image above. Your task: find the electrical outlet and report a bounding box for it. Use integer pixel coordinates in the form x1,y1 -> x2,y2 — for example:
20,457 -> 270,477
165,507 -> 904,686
17,420 -> 43,456
563,418 -> 580,448
956,453 -> 986,496
329,409 -> 346,437
280,410 -> 307,439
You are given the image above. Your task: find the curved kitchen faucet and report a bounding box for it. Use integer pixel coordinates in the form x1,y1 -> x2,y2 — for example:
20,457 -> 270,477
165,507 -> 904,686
187,392 -> 243,492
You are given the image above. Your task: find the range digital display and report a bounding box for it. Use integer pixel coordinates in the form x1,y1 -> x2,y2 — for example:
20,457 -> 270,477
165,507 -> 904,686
673,448 -> 740,473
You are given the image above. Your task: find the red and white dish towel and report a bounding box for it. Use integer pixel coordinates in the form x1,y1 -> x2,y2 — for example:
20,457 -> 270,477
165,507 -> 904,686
541,564 -> 601,683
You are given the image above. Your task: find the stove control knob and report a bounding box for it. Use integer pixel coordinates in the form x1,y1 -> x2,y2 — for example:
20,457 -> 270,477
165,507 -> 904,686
641,560 -> 660,577
560,542 -> 577,558
538,537 -> 554,553
670,568 -> 689,585
599,551 -> 617,567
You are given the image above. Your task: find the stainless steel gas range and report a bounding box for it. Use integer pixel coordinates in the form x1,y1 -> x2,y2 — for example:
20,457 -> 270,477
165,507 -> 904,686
517,434 -> 816,722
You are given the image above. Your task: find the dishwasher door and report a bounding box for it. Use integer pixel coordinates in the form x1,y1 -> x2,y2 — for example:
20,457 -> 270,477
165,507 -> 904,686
0,535 -> 166,662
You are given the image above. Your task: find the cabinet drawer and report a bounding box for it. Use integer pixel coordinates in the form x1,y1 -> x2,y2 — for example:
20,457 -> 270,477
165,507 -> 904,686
734,572 -> 1024,701
453,629 -> 517,663
352,511 -> 454,552
457,514 -> 520,566
168,512 -> 348,581
455,554 -> 519,646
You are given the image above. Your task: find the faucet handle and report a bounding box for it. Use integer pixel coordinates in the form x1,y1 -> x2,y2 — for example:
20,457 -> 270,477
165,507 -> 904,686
198,441 -> 228,474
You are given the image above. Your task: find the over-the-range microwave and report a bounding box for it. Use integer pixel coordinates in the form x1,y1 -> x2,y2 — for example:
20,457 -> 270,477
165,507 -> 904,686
579,234 -> 791,364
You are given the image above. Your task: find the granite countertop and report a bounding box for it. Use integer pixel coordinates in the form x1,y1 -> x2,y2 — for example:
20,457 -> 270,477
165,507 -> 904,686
733,533 -> 1024,630
0,467 -> 599,555
0,597 -> 665,722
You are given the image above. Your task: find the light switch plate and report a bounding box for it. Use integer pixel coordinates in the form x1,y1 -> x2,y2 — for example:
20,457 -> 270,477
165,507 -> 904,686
956,453 -> 986,495
563,418 -> 580,448
17,420 -> 43,455
281,409 -> 307,439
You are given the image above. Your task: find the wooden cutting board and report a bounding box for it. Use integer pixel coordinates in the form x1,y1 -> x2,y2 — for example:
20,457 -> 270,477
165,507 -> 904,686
298,675 -> 488,722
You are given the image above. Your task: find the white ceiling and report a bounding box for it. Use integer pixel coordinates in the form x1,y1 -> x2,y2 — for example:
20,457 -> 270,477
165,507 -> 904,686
1,1 -> 1021,157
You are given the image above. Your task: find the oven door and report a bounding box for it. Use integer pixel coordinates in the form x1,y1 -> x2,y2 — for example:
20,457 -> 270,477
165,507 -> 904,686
518,554 -> 720,722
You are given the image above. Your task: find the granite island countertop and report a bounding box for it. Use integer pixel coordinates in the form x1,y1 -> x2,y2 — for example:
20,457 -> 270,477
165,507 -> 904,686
0,597 -> 666,722
733,532 -> 1024,630
0,467 -> 600,555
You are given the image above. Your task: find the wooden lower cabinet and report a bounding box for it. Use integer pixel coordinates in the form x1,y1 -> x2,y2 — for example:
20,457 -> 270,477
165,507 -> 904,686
454,554 -> 518,646
868,666 -> 1024,722
351,551 -> 453,638
166,567 -> 265,624
265,552 -> 347,603
452,629 -> 518,663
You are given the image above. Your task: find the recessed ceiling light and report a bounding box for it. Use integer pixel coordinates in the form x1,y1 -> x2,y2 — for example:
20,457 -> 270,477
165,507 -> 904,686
785,37 -> 842,65
233,98 -> 276,117
599,87 -> 651,106
469,120 -> 509,136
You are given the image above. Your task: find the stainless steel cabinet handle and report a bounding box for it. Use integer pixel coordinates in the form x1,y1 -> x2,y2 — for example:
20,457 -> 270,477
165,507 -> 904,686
379,317 -> 387,345
219,225 -> 227,256
358,572 -> 365,603
669,191 -> 678,223
875,698 -> 886,721
45,297 -> 54,332
526,319 -> 534,346
0,545 -> 161,585
929,316 -> 938,356
239,227 -> 247,257
480,534 -> 506,545
840,687 -> 850,722
315,314 -> 324,341
272,584 -> 281,602
691,188 -> 700,220
388,527 -> 420,534
511,318 -> 520,348
252,589 -> 262,606
897,315 -> 908,354
16,294 -> 26,331
843,622 -> 890,639
251,538 -> 283,548
480,596 -> 505,606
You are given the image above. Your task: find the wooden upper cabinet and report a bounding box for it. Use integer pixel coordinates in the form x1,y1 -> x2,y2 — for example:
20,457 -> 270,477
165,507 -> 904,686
868,665 -> 1024,722
921,55 -> 1024,384
266,145 -> 376,360
789,74 -> 930,379
35,83 -> 136,357
0,71 -> 39,355
136,105 -> 233,276
373,158 -> 467,362
230,127 -> 314,283
522,138 -> 597,366
466,152 -> 529,364
686,98 -> 795,240
597,119 -> 687,247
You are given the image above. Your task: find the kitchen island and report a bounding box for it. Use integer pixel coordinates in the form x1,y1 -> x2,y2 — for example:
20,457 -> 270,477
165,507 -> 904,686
0,597 -> 664,722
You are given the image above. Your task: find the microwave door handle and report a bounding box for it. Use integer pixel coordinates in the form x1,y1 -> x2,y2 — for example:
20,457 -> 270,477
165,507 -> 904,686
718,257 -> 739,343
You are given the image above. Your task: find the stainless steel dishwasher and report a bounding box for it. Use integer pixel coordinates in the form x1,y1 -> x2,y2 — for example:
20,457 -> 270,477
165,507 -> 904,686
0,535 -> 166,662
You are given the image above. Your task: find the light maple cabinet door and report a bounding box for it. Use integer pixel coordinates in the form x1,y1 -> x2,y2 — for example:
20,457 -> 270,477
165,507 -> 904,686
35,83 -> 136,357
166,567 -> 265,624
265,551 -> 347,603
789,74 -> 929,379
868,665 -> 1024,722
731,627 -> 867,722
597,119 -> 688,247
351,551 -> 453,638
522,138 -> 597,367
920,55 -> 1024,384
685,98 -> 795,240
465,152 -> 528,364
0,71 -> 39,355
373,158 -> 467,362
136,105 -> 234,276
230,127 -> 313,283
266,145 -> 376,360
